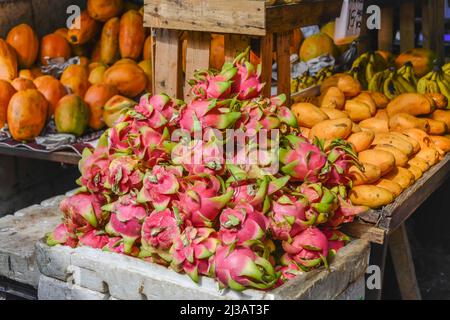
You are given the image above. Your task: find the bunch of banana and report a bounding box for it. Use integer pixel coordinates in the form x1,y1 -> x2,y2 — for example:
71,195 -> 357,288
368,63 -> 417,99
442,62 -> 450,75
297,73 -> 317,91
347,52 -> 387,89
315,66 -> 334,84
417,66 -> 450,108
291,78 -> 299,94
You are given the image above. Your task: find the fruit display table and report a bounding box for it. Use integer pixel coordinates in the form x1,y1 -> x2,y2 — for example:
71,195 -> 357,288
0,194 -> 369,300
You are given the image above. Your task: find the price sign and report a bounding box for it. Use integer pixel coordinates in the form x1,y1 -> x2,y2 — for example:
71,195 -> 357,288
334,0 -> 364,46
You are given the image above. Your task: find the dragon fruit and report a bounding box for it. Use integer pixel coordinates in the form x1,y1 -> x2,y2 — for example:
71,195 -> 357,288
103,237 -> 140,256
179,99 -> 241,132
60,193 -> 107,232
170,227 -> 220,282
323,140 -> 360,187
269,195 -> 309,241
106,156 -> 143,195
138,165 -> 183,211
133,126 -> 172,166
211,245 -> 279,291
46,223 -> 78,248
230,49 -> 265,100
133,93 -> 183,130
78,147 -> 111,193
189,67 -> 237,100
275,257 -> 305,287
78,230 -> 110,249
171,132 -> 225,176
103,193 -> 148,254
177,175 -> 233,227
282,227 -> 329,269
219,203 -> 269,246
325,188 -> 368,228
140,208 -> 184,263
323,229 -> 351,254
280,135 -> 327,182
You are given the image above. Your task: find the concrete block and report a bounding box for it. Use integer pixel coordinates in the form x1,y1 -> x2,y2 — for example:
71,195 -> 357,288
36,242 -> 73,282
69,265 -> 108,293
38,275 -> 72,300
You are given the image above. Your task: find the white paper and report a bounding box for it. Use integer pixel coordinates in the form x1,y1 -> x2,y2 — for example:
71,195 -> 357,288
334,0 -> 364,45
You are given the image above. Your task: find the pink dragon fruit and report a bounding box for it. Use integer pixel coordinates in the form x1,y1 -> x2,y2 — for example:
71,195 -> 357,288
177,175 -> 233,227
106,156 -> 143,195
171,132 -> 225,176
103,237 -> 140,256
78,147 -> 111,193
211,245 -> 279,291
323,139 -> 360,187
131,126 -> 172,166
230,48 -> 265,100
133,93 -> 183,130
275,258 -> 305,287
46,223 -> 78,248
137,165 -> 183,211
103,193 -> 148,254
280,135 -> 327,182
189,67 -> 237,100
325,188 -> 368,228
140,208 -> 184,263
219,203 -> 269,246
170,227 -> 220,282
179,99 -> 241,132
269,195 -> 309,241
78,230 -> 110,249
282,227 -> 329,269
60,193 -> 107,232
322,229 -> 350,254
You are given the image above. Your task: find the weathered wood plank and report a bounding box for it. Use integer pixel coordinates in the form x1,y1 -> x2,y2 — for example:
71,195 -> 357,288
184,31 -> 211,101
224,34 -> 251,62
144,0 -> 266,36
342,222 -> 386,245
428,0 -> 445,59
378,6 -> 394,52
276,32 -> 291,104
389,224 -> 422,300
265,0 -> 343,34
154,29 -> 182,98
259,34 -> 274,98
399,1 -> 415,52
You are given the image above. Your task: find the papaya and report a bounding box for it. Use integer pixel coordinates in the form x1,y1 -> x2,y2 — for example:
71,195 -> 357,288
143,35 -> 153,61
88,65 -> 107,85
54,28 -> 69,39
104,63 -> 147,97
11,78 -> 36,91
84,84 -> 118,130
40,33 -> 71,65
91,41 -> 102,62
0,80 -> 16,127
138,60 -> 152,93
19,69 -> 35,80
119,10 -> 145,60
60,64 -> 90,97
7,89 -> 48,141
68,10 -> 100,45
6,23 -> 39,69
0,39 -> 18,81
87,0 -> 124,22
395,48 -> 437,78
299,32 -> 338,62
321,73 -> 361,98
376,50 -> 395,67
114,58 -> 137,66
320,21 -> 348,54
88,62 -> 107,73
34,76 -> 68,116
30,66 -> 44,79
54,94 -> 89,136
103,95 -> 135,127
100,17 -> 120,65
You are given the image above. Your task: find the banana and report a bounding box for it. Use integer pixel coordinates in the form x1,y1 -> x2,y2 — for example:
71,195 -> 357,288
383,72 -> 396,99
442,63 -> 450,74
365,61 -> 375,84
404,64 -> 418,88
436,72 -> 450,108
395,73 -> 417,93
417,78 -> 430,94
368,71 -> 385,92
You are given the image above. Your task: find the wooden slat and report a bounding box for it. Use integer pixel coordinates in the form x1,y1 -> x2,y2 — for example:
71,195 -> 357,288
224,34 -> 251,62
400,1 -> 415,52
0,146 -> 80,165
428,0 -> 445,59
184,31 -> 211,101
378,6 -> 394,52
260,34 -> 274,98
342,222 -> 386,245
265,0 -> 343,34
365,242 -> 389,300
144,0 -> 266,36
276,32 -> 291,104
421,0 -> 431,49
389,224 -> 422,300
154,29 -> 182,98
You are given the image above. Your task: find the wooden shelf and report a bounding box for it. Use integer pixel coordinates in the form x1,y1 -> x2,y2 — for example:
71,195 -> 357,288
0,145 -> 81,165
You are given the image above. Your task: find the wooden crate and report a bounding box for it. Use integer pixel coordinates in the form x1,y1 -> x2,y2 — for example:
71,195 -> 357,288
144,0 -> 343,102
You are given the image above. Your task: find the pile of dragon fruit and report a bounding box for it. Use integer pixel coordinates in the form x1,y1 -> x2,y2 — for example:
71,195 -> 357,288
47,49 -> 367,291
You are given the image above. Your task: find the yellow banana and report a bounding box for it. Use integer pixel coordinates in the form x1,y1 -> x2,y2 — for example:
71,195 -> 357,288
417,78 -> 430,94
436,73 -> 450,108
383,72 -> 396,99
368,71 -> 385,92
395,74 -> 416,93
